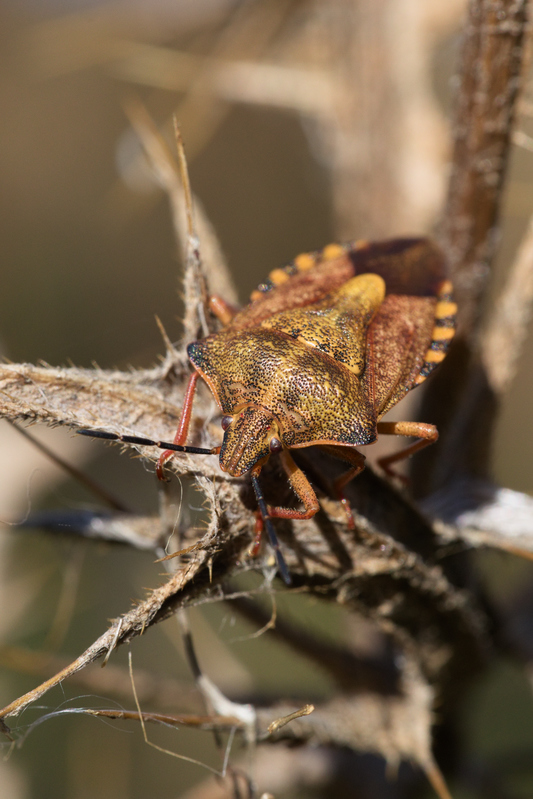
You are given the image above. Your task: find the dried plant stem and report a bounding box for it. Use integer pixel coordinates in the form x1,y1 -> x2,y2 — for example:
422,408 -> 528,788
441,0 -> 528,338
415,0 -> 529,494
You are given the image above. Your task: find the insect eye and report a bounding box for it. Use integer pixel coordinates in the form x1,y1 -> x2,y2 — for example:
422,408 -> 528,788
221,415 -> 233,431
269,437 -> 283,454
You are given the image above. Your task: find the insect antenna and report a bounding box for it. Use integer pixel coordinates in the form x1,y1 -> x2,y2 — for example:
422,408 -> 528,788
251,474 -> 291,585
77,429 -> 217,457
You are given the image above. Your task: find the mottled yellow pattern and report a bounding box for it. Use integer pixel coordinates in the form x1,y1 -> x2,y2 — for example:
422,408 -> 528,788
187,238 -> 455,478
260,274 -> 385,375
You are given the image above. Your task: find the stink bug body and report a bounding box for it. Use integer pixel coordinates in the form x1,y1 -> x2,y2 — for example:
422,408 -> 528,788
81,237 -> 456,582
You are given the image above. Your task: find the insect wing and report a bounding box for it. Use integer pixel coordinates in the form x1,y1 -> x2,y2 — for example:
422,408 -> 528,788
238,237 -> 454,416
359,241 -> 456,415
348,238 -> 447,296
232,237 -> 447,324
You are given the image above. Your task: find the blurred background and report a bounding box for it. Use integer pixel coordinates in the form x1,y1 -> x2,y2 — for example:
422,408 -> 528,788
1,1 -> 533,797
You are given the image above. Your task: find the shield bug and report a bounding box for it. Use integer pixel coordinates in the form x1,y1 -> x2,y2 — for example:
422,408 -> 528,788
81,237 -> 456,583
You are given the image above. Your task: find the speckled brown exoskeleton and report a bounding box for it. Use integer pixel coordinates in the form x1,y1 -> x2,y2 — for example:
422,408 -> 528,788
81,238 -> 456,582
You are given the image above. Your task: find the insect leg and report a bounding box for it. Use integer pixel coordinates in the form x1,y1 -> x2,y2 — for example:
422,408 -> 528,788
318,445 -> 367,491
319,445 -> 366,528
209,295 -> 238,326
156,370 -> 201,479
267,450 -> 320,520
376,421 -> 438,480
250,511 -> 264,557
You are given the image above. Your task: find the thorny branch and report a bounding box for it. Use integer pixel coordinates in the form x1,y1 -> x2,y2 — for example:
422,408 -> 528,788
2,1 -> 533,797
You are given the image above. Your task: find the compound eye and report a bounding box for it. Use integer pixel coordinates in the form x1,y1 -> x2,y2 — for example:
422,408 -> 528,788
269,437 -> 283,454
221,415 -> 233,431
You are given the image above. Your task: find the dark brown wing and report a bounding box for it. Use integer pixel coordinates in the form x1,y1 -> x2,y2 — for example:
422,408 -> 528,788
336,238 -> 456,416
230,238 -> 446,330
363,285 -> 456,417
363,295 -> 434,417
348,238 -> 447,296
228,237 -> 456,417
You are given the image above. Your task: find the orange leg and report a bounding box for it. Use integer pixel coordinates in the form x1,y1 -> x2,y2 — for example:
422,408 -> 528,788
156,371 -> 201,480
319,445 -> 367,492
250,511 -> 264,556
209,295 -> 238,326
267,450 -> 320,520
319,445 -> 366,528
376,421 -> 438,480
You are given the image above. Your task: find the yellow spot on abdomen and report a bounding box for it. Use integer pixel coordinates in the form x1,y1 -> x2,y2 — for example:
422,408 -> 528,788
424,350 -> 446,363
322,243 -> 345,260
431,326 -> 455,341
269,268 -> 290,285
435,301 -> 457,318
294,252 -> 316,271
